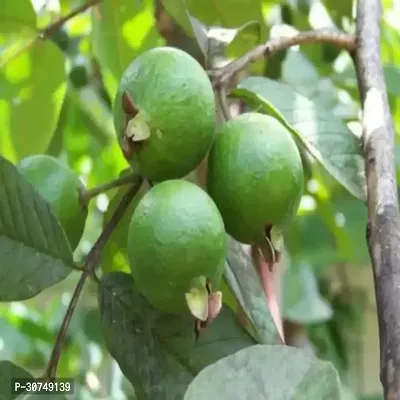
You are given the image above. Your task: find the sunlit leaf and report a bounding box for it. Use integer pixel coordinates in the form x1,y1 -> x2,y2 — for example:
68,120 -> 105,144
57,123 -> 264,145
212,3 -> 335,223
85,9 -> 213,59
91,0 -> 165,98
0,40 -> 67,159
0,0 -> 37,32
162,0 -> 265,32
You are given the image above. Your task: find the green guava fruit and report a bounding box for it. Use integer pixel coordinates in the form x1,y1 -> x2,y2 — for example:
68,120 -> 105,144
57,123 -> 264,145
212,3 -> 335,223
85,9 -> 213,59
127,179 -> 227,315
113,46 -> 216,182
207,112 -> 304,245
18,155 -> 88,250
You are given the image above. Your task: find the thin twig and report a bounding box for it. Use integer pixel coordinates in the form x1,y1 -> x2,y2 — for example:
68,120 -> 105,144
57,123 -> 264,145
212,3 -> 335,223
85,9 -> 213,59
42,0 -> 101,37
44,177 -> 143,379
83,173 -> 139,202
353,0 -> 400,397
215,87 -> 231,121
210,29 -> 356,88
1,0 -> 101,68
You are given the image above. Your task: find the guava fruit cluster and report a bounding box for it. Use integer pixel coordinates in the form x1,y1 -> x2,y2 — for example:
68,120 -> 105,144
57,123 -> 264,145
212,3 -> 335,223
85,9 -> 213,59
114,47 -> 304,319
18,155 -> 88,251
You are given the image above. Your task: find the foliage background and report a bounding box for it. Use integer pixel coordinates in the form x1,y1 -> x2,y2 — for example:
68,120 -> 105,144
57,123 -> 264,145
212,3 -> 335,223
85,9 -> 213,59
2,0 -> 400,398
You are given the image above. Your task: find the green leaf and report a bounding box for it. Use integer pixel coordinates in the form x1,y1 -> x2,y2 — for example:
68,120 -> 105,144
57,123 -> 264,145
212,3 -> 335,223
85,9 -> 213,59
99,272 -> 255,399
0,156 -> 73,301
282,50 -> 352,114
0,40 -> 67,160
161,0 -> 193,35
225,236 -> 281,344
225,21 -> 261,59
186,13 -> 209,56
0,0 -> 37,32
91,0 -> 164,97
0,360 -> 32,399
232,77 -> 366,200
162,0 -> 265,31
184,345 -> 345,400
0,361 -> 67,399
283,262 -> 333,324
359,395 -> 384,400
187,11 -> 261,62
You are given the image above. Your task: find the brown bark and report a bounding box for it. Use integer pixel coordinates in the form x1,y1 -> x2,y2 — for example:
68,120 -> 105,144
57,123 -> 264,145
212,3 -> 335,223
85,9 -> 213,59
353,0 -> 400,397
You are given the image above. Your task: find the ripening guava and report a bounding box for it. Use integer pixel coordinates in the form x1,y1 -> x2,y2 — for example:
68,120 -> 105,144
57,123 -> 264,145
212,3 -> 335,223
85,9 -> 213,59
18,155 -> 88,250
127,179 -> 227,315
113,46 -> 216,182
207,112 -> 304,245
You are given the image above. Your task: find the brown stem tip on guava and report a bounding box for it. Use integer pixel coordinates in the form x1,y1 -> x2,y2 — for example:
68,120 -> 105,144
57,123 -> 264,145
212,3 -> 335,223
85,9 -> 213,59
121,135 -> 135,160
121,92 -> 150,156
120,92 -> 140,160
193,291 -> 223,341
122,92 -> 138,116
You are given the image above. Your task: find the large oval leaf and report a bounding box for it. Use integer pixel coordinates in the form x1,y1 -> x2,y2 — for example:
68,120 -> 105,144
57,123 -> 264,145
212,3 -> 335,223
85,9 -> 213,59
184,344 -> 345,400
99,272 -> 255,400
232,77 -> 366,201
0,40 -> 67,160
0,156 -> 73,301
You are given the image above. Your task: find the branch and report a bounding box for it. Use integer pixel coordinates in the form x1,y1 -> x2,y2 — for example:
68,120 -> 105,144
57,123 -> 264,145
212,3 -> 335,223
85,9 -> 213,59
210,28 -> 356,88
41,0 -> 101,38
82,173 -> 139,202
44,177 -> 143,379
215,86 -> 231,121
1,0 -> 101,68
353,0 -> 400,397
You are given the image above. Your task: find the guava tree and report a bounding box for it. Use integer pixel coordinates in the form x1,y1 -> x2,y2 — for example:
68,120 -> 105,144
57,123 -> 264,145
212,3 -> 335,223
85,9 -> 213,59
0,0 -> 398,399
